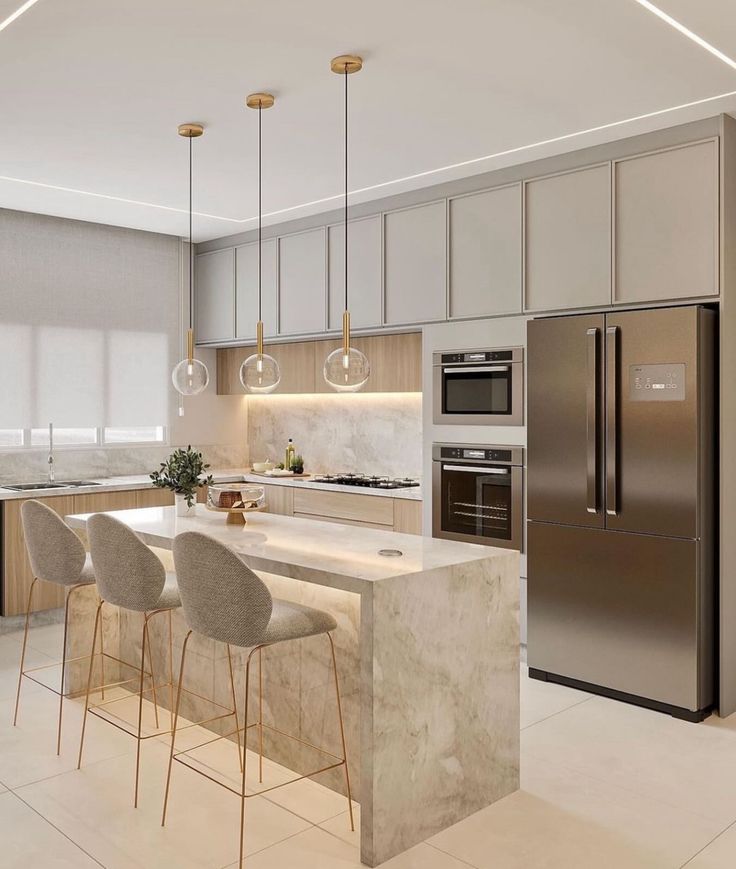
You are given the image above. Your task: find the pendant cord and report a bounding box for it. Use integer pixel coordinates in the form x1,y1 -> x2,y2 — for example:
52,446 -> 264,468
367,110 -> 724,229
344,63 -> 348,314
188,134 -> 193,333
258,102 -> 263,325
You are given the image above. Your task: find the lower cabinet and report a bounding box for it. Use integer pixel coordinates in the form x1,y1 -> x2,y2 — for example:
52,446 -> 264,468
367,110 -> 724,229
136,488 -> 175,508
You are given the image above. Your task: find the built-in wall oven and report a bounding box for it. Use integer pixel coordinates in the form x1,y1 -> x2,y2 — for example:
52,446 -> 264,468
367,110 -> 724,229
432,347 -> 524,425
432,443 -> 524,551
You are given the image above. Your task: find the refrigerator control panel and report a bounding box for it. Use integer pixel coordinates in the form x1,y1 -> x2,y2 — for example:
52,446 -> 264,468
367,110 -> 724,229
629,363 -> 686,401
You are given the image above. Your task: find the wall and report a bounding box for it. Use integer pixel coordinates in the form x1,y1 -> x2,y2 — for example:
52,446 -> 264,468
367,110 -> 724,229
246,392 -> 422,479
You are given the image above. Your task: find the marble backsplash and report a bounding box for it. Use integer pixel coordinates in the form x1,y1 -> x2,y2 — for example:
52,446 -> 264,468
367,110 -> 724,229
247,393 -> 423,479
0,443 -> 247,485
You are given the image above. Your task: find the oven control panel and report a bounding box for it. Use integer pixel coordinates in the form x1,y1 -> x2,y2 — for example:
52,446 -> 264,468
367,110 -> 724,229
438,446 -> 514,463
440,350 -> 514,364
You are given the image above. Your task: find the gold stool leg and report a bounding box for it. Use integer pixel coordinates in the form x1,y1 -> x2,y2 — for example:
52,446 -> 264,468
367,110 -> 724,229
77,599 -> 104,770
13,577 -> 37,727
98,598 -> 106,701
239,647 -> 257,869
227,644 -> 244,774
134,613 -> 152,807
258,646 -> 264,783
327,632 -> 355,832
144,614 -> 160,731
168,610 -> 174,732
161,630 -> 192,827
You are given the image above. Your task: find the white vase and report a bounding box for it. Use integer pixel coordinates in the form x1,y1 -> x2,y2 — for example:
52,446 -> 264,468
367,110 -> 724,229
175,493 -> 196,517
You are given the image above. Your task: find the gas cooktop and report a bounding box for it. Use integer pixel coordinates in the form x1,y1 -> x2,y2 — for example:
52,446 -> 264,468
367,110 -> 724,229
312,474 -> 420,490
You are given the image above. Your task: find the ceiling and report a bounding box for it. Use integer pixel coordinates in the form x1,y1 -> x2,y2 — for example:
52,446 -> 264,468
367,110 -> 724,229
1,0 -> 736,241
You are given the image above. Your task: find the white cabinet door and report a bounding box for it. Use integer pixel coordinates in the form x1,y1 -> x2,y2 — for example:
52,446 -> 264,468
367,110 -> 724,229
449,184 -> 522,318
278,228 -> 327,336
235,239 -> 278,339
328,216 -> 382,330
524,164 -> 611,312
384,200 -> 446,325
194,248 -> 235,343
614,139 -> 718,303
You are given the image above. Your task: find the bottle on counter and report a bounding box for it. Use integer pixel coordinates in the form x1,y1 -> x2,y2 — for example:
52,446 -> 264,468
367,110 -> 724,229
285,438 -> 295,470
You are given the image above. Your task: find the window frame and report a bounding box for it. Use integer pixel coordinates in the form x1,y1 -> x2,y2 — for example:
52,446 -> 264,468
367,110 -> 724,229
0,426 -> 168,452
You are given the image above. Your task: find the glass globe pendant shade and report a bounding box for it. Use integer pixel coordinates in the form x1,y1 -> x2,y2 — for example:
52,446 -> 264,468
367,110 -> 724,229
172,356 -> 209,396
239,351 -> 281,394
324,345 -> 370,393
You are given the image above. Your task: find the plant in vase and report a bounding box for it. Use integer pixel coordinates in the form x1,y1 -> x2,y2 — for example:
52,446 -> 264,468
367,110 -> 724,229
150,446 -> 213,517
291,454 -> 305,475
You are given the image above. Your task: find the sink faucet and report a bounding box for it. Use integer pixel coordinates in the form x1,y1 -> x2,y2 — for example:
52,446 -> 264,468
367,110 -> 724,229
48,422 -> 54,483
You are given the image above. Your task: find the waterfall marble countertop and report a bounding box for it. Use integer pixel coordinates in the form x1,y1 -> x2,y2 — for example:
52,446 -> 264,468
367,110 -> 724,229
0,467 -> 423,502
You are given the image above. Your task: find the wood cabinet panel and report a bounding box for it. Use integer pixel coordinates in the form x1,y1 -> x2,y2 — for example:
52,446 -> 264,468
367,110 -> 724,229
3,495 -> 77,616
524,164 -> 611,312
293,512 -> 389,530
449,184 -> 522,318
313,332 -> 421,394
614,139 -> 718,303
236,239 -> 278,339
328,216 -> 382,330
393,499 -> 422,535
217,341 -> 315,395
195,248 -> 235,343
384,201 -> 447,325
73,490 -> 137,514
278,228 -> 327,335
293,489 -> 394,526
262,485 -> 294,516
136,488 -> 175,508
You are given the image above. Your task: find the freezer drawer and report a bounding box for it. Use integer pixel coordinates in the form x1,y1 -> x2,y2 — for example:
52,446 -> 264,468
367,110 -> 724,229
527,522 -> 713,713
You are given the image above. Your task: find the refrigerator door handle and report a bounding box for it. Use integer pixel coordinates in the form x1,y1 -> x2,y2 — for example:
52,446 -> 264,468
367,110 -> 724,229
586,327 -> 600,514
606,325 -> 619,516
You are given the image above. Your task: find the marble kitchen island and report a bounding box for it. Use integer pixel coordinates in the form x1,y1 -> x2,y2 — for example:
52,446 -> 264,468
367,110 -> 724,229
65,505 -> 519,866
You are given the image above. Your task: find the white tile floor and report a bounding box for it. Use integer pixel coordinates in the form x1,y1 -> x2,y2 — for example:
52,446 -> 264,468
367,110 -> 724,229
1,621 -> 736,867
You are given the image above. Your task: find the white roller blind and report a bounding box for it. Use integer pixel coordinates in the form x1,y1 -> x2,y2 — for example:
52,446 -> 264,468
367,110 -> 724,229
0,209 -> 180,429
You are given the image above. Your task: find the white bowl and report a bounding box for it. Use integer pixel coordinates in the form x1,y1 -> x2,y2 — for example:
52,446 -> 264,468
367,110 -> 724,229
252,462 -> 274,473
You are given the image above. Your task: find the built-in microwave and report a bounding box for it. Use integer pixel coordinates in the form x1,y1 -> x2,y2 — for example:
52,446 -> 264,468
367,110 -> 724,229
432,347 -> 524,425
432,443 -> 524,551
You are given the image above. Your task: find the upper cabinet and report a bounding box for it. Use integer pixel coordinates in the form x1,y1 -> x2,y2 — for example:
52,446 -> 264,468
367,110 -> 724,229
328,216 -> 382,331
524,164 -> 611,312
384,201 -> 446,325
278,228 -> 327,336
235,239 -> 278,339
449,184 -> 522,319
614,139 -> 719,304
195,248 -> 235,343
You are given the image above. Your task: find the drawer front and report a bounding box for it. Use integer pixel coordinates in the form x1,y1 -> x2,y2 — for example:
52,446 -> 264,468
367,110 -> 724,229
293,489 -> 394,525
293,512 -> 389,530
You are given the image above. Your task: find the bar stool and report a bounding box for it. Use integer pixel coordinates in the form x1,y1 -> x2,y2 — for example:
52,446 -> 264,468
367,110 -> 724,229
13,499 -> 103,755
162,531 -> 354,869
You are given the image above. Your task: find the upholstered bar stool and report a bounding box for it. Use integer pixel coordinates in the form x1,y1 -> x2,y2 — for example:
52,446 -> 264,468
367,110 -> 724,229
14,499 -> 103,755
162,531 -> 354,869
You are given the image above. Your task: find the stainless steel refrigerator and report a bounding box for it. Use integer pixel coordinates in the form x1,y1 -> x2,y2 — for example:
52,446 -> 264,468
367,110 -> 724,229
527,305 -> 715,721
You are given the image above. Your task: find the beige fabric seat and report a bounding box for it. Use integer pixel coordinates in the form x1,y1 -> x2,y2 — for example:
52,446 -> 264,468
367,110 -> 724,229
14,499 -> 101,756
163,531 -> 353,869
78,512 -> 182,808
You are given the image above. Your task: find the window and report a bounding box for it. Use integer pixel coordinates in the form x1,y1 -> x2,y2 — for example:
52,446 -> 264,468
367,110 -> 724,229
0,427 -> 166,450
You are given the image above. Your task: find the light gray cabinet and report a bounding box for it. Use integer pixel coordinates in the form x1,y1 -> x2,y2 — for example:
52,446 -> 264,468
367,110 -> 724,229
449,184 -> 522,319
384,200 -> 446,325
278,228 -> 327,336
235,239 -> 278,339
614,139 -> 719,304
328,216 -> 382,330
195,248 -> 235,343
524,164 -> 611,312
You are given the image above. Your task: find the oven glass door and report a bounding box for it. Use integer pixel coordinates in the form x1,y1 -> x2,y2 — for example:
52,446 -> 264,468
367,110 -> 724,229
441,463 -> 513,541
442,366 -> 512,416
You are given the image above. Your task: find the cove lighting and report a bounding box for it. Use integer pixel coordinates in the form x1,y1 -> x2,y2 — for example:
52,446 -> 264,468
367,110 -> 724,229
0,0 -> 42,34
633,0 -> 736,72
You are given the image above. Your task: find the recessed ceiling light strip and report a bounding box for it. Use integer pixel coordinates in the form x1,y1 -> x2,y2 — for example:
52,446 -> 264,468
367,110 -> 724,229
0,0 -> 42,35
632,0 -> 736,71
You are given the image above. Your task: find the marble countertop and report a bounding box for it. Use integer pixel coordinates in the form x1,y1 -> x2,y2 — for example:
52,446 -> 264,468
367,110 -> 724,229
0,467 -> 423,503
65,505 -> 504,593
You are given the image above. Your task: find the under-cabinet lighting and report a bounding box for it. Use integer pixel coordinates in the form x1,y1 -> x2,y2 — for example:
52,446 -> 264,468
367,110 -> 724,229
633,0 -> 736,72
0,0 -> 42,34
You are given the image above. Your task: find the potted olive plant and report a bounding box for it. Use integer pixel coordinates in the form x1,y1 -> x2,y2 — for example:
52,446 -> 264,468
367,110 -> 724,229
150,446 -> 213,517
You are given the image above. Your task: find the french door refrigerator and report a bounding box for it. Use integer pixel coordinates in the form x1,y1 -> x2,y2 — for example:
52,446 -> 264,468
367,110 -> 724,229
527,305 -> 715,721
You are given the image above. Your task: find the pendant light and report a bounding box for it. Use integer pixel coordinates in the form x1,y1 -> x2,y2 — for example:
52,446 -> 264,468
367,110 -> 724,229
172,123 -> 210,396
323,55 -> 370,392
239,93 -> 281,394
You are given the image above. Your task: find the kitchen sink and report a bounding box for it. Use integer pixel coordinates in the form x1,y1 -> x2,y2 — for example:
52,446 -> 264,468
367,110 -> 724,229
4,480 -> 102,491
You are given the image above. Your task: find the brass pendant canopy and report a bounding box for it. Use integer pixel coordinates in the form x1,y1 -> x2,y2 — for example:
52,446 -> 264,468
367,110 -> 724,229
330,54 -> 363,74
